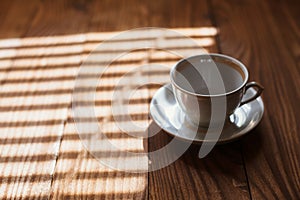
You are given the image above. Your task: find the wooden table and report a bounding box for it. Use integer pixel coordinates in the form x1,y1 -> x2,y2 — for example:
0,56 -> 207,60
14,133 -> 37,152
0,0 -> 299,199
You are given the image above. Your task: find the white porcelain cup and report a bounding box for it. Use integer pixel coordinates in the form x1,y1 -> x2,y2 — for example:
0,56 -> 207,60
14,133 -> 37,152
170,54 -> 263,127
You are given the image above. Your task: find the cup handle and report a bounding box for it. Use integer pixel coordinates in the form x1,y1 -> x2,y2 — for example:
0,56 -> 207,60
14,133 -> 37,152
240,81 -> 264,106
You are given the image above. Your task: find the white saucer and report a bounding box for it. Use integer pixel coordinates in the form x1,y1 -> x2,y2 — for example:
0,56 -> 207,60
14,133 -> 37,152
150,84 -> 264,144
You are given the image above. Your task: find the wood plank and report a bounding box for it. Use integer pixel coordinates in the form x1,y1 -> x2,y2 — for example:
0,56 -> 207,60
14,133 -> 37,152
0,1 -> 75,199
49,111 -> 148,199
147,0 -> 250,199
211,0 -> 300,199
49,34 -> 151,199
149,129 -> 250,199
0,1 -> 93,199
0,0 -> 40,38
0,42 -> 73,199
34,1 -> 158,198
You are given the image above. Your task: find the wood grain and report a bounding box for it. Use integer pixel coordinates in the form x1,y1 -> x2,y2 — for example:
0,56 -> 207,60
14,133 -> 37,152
0,0 -> 299,199
211,0 -> 300,199
0,1 -> 72,198
0,0 -> 150,199
146,0 -> 250,199
0,0 -> 249,199
49,110 -> 148,199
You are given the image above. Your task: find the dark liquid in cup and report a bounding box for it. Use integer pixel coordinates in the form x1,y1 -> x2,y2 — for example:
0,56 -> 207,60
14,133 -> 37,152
173,59 -> 244,95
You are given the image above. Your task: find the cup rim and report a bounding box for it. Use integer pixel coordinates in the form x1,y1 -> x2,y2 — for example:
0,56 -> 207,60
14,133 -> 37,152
170,53 -> 249,97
